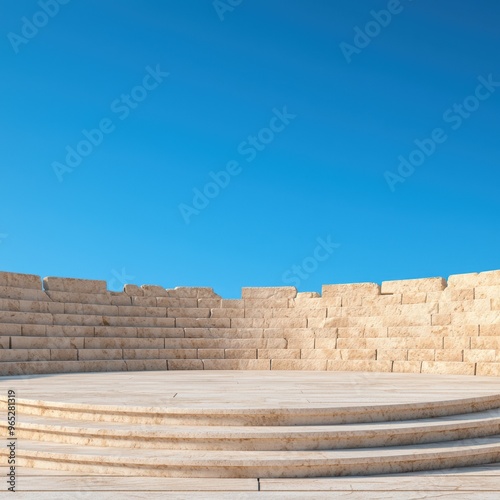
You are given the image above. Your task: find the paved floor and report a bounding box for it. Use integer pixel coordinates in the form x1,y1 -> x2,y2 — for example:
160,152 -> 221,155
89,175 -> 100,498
1,370 -> 500,498
2,370 -> 500,409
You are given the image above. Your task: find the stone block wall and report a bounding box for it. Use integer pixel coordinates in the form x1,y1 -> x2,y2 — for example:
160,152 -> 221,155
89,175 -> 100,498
0,270 -> 499,376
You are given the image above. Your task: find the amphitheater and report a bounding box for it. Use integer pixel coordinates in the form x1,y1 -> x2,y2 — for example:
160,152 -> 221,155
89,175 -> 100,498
1,269 -> 500,498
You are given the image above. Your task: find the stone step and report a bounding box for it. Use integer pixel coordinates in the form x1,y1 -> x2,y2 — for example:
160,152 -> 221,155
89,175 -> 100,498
4,435 -> 500,477
9,392 -> 500,427
6,407 -> 500,451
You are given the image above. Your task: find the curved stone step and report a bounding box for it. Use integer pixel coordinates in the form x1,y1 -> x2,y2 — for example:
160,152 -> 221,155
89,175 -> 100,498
8,391 -> 500,426
5,407 -> 500,450
4,435 -> 500,477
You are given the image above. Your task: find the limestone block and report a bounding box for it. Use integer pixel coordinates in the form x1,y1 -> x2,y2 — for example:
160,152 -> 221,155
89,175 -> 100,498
322,282 -> 380,297
167,359 -> 203,370
12,336 -> 83,349
198,349 -> 224,359
327,360 -> 392,372
476,362 -> 500,376
376,349 -> 408,361
244,308 -> 273,319
121,359 -> 165,371
475,285 -> 500,299
480,324 -> 500,336
229,318 -> 264,329
141,285 -> 169,297
0,286 -> 50,301
203,359 -> 270,370
265,318 -> 307,328
295,292 -> 320,299
401,292 -> 427,304
176,318 -> 230,328
79,349 -> 123,360
210,308 -> 245,318
50,349 -> 78,361
0,311 -> 53,325
46,325 -> 95,337
300,349 -> 341,359
265,328 -> 289,338
307,317 -> 326,328
224,349 -> 257,359
363,294 -> 402,306
313,328 -> 338,338
121,348 -> 158,359
45,291 -> 104,305
131,296 -> 157,307
324,317 -> 349,328
287,338 -> 315,349
0,271 -> 41,289
43,277 -> 107,293
0,336 -> 10,348
447,272 -> 478,288
326,307 -> 342,317
381,277 -> 446,295
1,324 -> 21,335
449,270 -> 500,288
444,337 -> 471,349
273,307 -> 326,319
221,299 -> 244,308
387,326 -> 432,338
408,338 -> 444,349
421,361 -> 475,375
172,287 -> 219,298
65,303 -> 117,316
258,349 -> 300,359
434,349 -> 463,362
272,359 -> 327,370
21,324 -> 46,336
0,349 -> 51,361
123,284 -> 143,296
431,314 -> 451,326
336,327 -> 364,338
449,288 -> 474,301
463,349 -> 497,363
244,298 -> 289,309
241,287 -> 296,300
84,337 -> 163,349
167,307 -> 210,318
492,299 -> 500,311
315,338 -> 338,349
95,326 -> 135,338
364,327 -> 388,338
340,349 -> 376,360
107,292 -> 132,305
472,337 -> 500,349
139,327 -> 182,339
408,349 -> 436,361
383,315 -> 431,327
392,361 -> 422,373
346,316 -> 383,328
198,298 -> 221,308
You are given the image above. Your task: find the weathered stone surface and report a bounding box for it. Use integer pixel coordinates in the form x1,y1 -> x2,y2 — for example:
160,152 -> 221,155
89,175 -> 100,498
43,277 -> 107,293
0,271 -> 41,289
381,277 -> 446,295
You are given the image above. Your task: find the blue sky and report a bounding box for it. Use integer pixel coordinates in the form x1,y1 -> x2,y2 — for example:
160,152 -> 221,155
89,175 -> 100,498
1,0 -> 499,298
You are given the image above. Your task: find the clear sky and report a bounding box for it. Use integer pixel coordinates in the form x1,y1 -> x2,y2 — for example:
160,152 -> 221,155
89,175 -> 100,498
1,0 -> 499,298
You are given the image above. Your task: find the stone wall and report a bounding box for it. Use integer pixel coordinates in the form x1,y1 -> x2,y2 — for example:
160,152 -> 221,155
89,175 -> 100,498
0,270 -> 499,376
